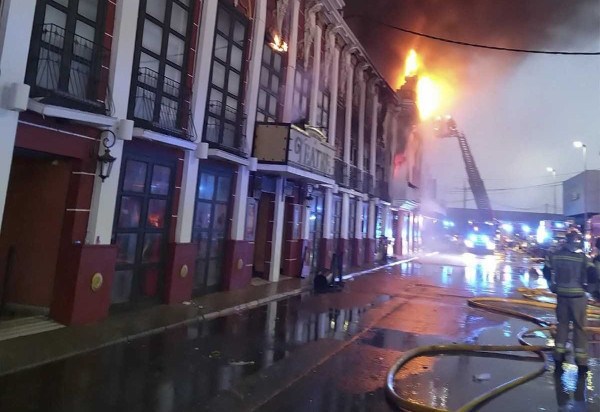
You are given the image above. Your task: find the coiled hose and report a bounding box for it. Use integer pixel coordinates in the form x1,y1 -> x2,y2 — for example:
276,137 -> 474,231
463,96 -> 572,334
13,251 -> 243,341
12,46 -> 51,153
385,291 -> 600,412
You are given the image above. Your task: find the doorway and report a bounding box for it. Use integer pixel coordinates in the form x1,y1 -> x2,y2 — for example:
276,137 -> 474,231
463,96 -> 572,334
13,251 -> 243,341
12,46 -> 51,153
111,146 -> 175,307
0,150 -> 71,316
253,192 -> 275,279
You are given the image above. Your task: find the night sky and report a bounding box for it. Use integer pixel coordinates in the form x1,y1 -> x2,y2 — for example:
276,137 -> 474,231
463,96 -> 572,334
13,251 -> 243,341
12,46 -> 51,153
344,0 -> 600,213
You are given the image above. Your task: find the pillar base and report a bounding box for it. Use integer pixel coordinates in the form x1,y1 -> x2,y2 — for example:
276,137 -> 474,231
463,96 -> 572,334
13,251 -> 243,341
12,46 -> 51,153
165,243 -> 196,304
319,238 -> 334,270
338,238 -> 350,270
50,244 -> 117,325
351,238 -> 365,267
222,239 -> 254,290
365,238 -> 376,264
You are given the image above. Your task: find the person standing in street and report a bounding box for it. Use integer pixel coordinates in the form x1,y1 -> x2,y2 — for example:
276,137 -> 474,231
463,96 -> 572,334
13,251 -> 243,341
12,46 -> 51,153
543,229 -> 596,374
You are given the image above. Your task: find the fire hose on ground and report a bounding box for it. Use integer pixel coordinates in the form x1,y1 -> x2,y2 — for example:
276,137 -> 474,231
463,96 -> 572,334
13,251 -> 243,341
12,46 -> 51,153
385,291 -> 600,412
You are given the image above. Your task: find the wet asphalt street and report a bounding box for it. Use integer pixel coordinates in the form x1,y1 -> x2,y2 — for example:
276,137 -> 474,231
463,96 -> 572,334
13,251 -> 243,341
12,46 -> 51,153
0,252 -> 598,412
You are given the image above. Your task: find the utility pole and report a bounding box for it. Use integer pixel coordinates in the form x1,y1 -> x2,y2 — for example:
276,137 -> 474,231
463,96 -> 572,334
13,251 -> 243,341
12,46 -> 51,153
463,180 -> 467,209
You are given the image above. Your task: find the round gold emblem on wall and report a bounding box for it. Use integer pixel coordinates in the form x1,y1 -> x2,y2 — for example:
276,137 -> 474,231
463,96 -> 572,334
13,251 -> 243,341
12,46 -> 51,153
91,273 -> 103,292
180,264 -> 189,278
237,259 -> 244,270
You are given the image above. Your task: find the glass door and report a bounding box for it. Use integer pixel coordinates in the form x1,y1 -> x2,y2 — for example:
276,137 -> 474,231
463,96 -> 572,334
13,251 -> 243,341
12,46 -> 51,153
112,152 -> 174,307
192,165 -> 233,295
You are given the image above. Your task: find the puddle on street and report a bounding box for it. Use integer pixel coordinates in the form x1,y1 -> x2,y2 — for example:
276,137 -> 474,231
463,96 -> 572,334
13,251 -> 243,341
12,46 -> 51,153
0,291 -> 388,412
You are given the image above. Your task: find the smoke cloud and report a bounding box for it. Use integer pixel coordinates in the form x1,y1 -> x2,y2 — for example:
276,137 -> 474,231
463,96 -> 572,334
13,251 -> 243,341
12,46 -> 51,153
344,0 -> 599,88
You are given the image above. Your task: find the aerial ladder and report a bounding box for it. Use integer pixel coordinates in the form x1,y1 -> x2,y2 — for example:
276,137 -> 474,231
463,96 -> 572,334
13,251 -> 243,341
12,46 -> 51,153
434,116 -> 494,221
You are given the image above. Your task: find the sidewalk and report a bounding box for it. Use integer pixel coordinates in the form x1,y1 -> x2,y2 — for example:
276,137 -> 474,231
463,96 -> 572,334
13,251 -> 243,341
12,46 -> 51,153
0,256 -> 415,377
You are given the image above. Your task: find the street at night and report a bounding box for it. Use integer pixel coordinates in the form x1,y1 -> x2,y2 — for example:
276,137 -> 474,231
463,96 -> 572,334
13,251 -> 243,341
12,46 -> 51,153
0,0 -> 599,411
1,252 -> 598,411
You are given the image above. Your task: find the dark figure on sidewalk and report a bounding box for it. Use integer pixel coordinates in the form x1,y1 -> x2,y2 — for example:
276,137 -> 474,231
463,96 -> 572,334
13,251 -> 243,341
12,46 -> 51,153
543,229 -> 596,375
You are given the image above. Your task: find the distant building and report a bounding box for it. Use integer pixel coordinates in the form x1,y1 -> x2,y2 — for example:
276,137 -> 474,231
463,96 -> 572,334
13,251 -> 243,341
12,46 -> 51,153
563,170 -> 600,225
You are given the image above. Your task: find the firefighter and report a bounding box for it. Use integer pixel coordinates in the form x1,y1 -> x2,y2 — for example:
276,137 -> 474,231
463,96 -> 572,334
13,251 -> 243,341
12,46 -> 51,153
542,229 -> 596,374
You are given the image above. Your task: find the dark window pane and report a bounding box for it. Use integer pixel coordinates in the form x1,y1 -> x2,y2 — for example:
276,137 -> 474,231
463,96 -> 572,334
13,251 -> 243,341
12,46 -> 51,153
147,0 -> 167,21
195,232 -> 209,258
142,233 -> 163,263
217,9 -> 230,34
151,165 -> 171,195
147,198 -> 167,228
206,260 -> 221,287
216,176 -> 231,201
170,3 -> 188,35
123,160 -> 147,192
198,173 -> 215,199
209,237 -> 224,258
233,22 -> 245,45
111,270 -> 133,304
213,204 -> 228,232
142,19 -> 162,55
118,196 -> 142,228
194,202 -> 212,229
214,35 -> 228,62
167,34 -> 185,66
230,45 -> 243,70
212,61 -> 226,88
115,234 -> 137,265
78,0 -> 98,20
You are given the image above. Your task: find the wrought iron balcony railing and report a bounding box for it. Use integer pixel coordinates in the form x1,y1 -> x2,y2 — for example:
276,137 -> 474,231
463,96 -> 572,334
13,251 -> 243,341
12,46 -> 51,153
26,23 -> 111,114
364,173 -> 375,196
349,164 -> 361,192
334,158 -> 349,188
133,67 -> 196,141
205,100 -> 248,157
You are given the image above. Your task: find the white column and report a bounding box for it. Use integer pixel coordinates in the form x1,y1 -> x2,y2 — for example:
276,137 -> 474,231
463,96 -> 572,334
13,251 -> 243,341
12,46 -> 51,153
230,165 -> 250,240
369,83 -> 378,179
282,0 -> 300,123
192,0 -> 218,149
269,177 -> 285,282
354,198 -> 362,239
243,0 -> 267,154
86,0 -> 140,244
357,68 -> 366,172
0,0 -> 36,229
343,52 -> 353,165
327,46 -> 340,146
340,192 -> 350,239
322,188 -> 333,239
367,199 -> 376,239
308,23 -> 322,126
175,151 -> 199,242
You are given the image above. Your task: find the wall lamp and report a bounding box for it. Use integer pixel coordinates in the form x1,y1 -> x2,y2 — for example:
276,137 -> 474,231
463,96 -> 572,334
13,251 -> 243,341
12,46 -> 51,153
97,129 -> 117,182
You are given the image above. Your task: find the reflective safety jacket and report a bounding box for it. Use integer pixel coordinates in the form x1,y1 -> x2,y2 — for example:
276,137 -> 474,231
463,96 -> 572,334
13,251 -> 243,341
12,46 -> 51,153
545,245 -> 590,297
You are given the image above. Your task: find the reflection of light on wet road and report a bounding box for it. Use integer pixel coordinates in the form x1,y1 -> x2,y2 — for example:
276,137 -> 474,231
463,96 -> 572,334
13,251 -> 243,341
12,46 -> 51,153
463,253 -> 499,292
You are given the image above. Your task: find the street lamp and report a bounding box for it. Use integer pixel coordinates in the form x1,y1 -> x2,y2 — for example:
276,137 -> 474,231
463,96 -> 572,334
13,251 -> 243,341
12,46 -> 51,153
573,141 -> 588,246
546,167 -> 557,214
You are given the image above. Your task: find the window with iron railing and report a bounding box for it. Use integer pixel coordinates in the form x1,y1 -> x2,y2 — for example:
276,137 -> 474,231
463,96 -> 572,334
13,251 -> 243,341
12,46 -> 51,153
26,0 -> 109,114
293,69 -> 310,123
316,89 -> 330,133
130,0 -> 195,140
256,44 -> 283,123
204,3 -> 248,155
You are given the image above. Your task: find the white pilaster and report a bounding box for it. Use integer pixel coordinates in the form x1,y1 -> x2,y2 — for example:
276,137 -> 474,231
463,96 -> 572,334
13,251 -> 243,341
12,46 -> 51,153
357,68 -> 366,172
340,192 -> 350,239
282,0 -> 300,123
269,177 -> 285,282
354,198 -> 362,239
343,51 -> 353,165
175,151 -> 199,242
86,0 -> 140,244
367,199 -> 376,239
192,0 -> 218,152
230,165 -> 250,240
322,188 -> 333,239
327,46 -> 340,146
308,22 -> 322,126
243,0 -> 267,153
0,0 -> 36,229
369,83 -> 378,179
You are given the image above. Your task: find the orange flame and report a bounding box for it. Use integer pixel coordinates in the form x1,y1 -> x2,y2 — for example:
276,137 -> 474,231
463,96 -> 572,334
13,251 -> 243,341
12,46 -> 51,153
417,76 -> 442,120
270,34 -> 288,53
404,49 -> 419,77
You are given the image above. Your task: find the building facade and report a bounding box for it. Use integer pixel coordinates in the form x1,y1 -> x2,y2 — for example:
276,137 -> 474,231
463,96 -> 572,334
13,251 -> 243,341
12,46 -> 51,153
0,0 -> 423,325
